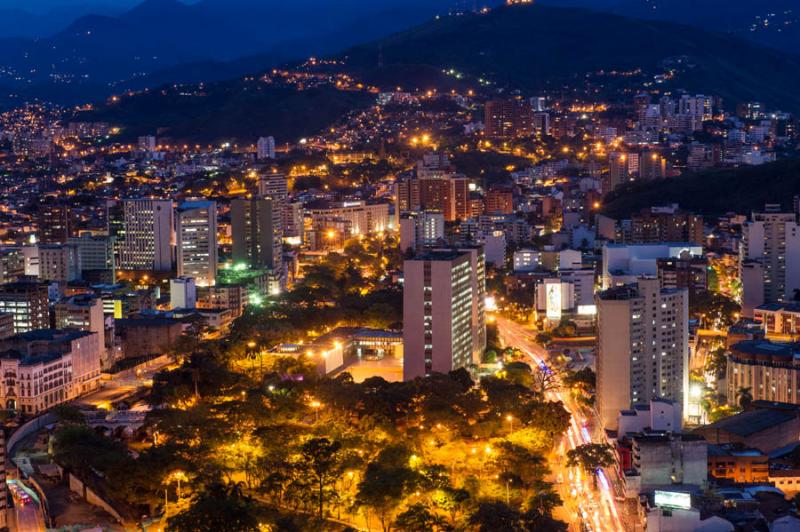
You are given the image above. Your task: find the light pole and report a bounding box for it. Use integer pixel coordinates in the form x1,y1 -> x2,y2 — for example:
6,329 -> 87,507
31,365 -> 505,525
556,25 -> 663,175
506,414 -> 513,434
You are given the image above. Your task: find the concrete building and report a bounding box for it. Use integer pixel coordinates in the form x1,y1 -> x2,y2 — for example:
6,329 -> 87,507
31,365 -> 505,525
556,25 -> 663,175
693,402 -> 800,453
0,329 -> 102,413
0,282 -> 49,333
754,302 -> 800,337
307,201 -> 390,239
403,249 -> 485,380
0,248 -> 25,284
115,317 -> 187,358
484,98 -> 533,139
533,269 -> 595,321
726,340 -> 800,405
630,432 -> 707,490
740,206 -> 800,315
602,243 -> 703,289
513,248 -> 582,273
118,199 -> 174,271
68,234 -> 115,277
231,197 -> 282,270
36,203 -> 77,244
38,244 -> 81,283
707,445 -> 769,484
177,201 -> 218,287
197,284 -> 247,318
170,277 -> 197,310
399,211 -> 445,253
55,294 -> 106,367
596,278 -> 689,430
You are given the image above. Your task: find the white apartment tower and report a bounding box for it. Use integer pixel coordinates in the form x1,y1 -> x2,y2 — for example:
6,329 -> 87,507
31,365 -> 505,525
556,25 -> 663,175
177,201 -> 218,287
740,205 -> 800,316
118,199 -> 174,271
596,277 -> 689,431
403,248 -> 486,380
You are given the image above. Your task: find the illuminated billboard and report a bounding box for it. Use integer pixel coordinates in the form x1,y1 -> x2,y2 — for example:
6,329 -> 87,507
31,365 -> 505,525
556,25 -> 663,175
546,282 -> 562,320
654,490 -> 691,510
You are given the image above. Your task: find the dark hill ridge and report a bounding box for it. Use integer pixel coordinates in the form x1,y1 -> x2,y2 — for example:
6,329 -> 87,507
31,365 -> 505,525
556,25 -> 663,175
343,4 -> 800,112
601,157 -> 800,218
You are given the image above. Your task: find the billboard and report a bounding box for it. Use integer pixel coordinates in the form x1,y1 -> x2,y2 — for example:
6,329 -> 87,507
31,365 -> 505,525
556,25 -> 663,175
546,282 -> 562,320
654,490 -> 691,510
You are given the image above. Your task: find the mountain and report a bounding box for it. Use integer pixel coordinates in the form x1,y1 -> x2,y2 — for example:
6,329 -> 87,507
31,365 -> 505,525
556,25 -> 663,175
601,157 -> 800,218
542,0 -> 800,55
342,3 -> 800,112
77,81 -> 373,145
0,1 -> 137,38
0,0 -> 473,108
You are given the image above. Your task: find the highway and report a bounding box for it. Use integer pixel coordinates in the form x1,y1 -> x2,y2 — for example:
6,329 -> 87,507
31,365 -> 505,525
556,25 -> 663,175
497,317 -> 625,532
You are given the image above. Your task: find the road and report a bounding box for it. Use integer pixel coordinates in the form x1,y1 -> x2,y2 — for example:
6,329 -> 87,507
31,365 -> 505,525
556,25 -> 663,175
497,317 -> 625,532
8,479 -> 45,532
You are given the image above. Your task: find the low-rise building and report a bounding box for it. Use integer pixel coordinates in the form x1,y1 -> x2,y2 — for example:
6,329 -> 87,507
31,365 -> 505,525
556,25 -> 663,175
707,445 -> 769,484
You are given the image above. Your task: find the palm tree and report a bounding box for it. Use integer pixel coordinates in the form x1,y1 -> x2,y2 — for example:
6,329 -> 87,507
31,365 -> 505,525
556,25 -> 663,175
737,387 -> 754,410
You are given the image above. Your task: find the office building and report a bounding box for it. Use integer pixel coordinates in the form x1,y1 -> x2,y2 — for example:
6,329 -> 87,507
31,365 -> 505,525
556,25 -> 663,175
596,278 -> 689,430
628,207 -> 704,245
403,248 -> 486,380
0,282 -> 49,333
231,197 -> 282,270
740,206 -> 800,315
484,98 -> 534,139
513,248 -> 582,273
256,136 -> 276,160
0,248 -> 25,284
67,234 -> 115,277
485,187 -> 514,215
118,199 -> 174,271
177,201 -> 218,287
0,329 -> 102,413
396,155 -> 470,222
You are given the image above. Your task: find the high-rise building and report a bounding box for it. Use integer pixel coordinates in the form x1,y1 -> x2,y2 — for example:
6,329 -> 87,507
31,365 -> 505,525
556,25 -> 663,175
399,211 -> 445,253
137,135 -> 157,152
484,98 -> 534,139
0,282 -> 49,333
403,248 -> 486,380
596,278 -> 689,430
231,197 -> 282,270
256,136 -> 276,160
629,207 -> 704,245
177,201 -> 218,287
740,205 -> 800,315
118,199 -> 174,271
37,204 -> 77,244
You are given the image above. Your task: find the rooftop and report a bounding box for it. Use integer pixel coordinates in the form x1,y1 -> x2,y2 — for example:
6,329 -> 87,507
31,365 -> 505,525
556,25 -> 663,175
698,409 -> 796,437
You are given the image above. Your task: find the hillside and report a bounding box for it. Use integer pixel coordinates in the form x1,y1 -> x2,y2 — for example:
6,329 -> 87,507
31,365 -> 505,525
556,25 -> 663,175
0,0 -> 470,107
77,82 -> 373,144
343,4 -> 800,112
542,0 -> 800,55
601,158 -> 800,218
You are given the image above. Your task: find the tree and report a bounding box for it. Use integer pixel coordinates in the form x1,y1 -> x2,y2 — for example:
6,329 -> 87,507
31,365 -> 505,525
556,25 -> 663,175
394,503 -> 446,531
356,445 -> 419,531
737,387 -> 754,410
530,365 -> 560,396
299,437 -> 342,520
705,348 -> 728,381
469,501 -> 524,531
527,480 -> 563,515
167,482 -> 259,532
566,443 -> 615,488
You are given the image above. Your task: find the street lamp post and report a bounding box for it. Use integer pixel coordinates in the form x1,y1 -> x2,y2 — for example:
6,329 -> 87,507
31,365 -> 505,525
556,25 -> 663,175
506,414 -> 513,434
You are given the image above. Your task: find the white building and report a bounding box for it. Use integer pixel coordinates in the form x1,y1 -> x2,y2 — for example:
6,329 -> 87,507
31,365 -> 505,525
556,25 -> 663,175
596,278 -> 689,430
399,211 -> 445,253
0,329 -> 102,414
118,199 -> 174,271
484,231 -> 506,268
513,248 -> 582,272
534,268 -> 596,320
177,201 -> 218,287
55,294 -> 107,368
740,205 -> 800,316
38,244 -> 81,283
256,136 -> 276,160
602,243 -> 703,289
403,249 -> 485,380
170,277 -> 197,310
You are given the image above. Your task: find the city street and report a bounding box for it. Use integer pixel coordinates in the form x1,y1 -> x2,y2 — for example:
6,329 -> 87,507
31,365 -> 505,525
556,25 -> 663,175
497,317 -> 625,532
8,479 -> 45,532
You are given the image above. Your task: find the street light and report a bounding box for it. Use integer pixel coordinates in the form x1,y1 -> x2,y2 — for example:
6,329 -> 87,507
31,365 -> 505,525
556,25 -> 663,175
506,414 -> 514,433
310,400 -> 322,423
